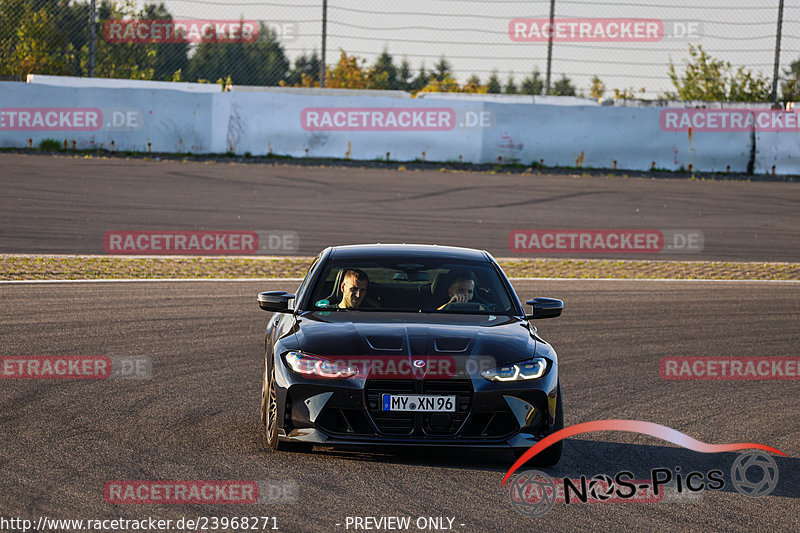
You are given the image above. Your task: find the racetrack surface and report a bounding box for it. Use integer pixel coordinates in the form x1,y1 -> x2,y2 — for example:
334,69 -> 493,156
2,279 -> 798,532
2,153 -> 799,261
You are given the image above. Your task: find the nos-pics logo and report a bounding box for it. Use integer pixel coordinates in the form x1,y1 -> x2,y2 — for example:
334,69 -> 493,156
500,420 -> 784,517
508,450 -> 779,517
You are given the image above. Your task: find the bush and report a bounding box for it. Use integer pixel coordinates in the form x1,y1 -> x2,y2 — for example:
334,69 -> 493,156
38,138 -> 62,151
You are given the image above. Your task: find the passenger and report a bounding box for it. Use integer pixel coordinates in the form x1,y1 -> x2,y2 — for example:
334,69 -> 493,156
339,269 -> 369,309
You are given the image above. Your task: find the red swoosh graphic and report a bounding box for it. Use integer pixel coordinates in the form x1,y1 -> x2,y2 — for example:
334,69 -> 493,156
501,419 -> 786,486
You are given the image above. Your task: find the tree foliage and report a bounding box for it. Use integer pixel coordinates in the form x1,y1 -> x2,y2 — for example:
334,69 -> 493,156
1,0 -> 76,79
589,75 -> 605,99
505,74 -> 517,94
5,9 -> 792,103
281,51 -> 321,87
486,70 -> 502,93
780,59 -> 800,103
184,24 -> 288,86
370,48 -> 397,89
613,86 -> 646,100
432,57 -> 451,82
0,0 -> 190,80
320,49 -> 387,89
551,73 -> 576,96
417,73 -> 487,94
520,69 -> 543,96
667,44 -> 771,102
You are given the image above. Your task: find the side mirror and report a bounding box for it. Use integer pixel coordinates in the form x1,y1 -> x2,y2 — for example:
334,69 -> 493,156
258,291 -> 295,313
525,297 -> 563,319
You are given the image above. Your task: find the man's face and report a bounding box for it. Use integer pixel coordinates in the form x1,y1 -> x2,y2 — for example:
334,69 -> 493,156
448,279 -> 475,302
340,276 -> 368,308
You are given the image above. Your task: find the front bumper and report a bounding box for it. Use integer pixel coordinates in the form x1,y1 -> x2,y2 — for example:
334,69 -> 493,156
275,368 -> 559,449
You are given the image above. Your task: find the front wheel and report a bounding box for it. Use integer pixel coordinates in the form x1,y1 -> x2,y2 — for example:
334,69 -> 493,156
532,383 -> 564,466
264,362 -> 281,450
262,361 -> 313,453
512,382 -> 564,466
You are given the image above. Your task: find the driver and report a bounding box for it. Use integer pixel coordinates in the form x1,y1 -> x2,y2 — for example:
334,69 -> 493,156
339,269 -> 369,309
438,275 -> 480,310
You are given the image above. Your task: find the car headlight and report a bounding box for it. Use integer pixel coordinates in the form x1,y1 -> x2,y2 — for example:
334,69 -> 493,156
284,351 -> 359,378
480,357 -> 548,381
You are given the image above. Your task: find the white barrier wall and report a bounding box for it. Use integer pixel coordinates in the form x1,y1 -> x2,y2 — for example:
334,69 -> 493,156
482,103 -> 754,172
1,80 -> 797,175
0,82 -> 214,153
755,130 -> 800,174
220,92 -> 484,162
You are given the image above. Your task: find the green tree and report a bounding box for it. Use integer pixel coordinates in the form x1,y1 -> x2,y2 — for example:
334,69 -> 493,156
397,58 -> 412,90
81,0 -> 163,80
505,74 -> 518,94
409,63 -> 429,91
613,86 -> 646,100
418,73 -> 487,94
432,56 -> 451,82
282,51 -> 321,86
10,4 -> 75,78
0,0 -> 188,80
319,49 -> 389,89
780,59 -> 800,103
551,73 -> 576,96
486,70 -> 502,93
0,0 -> 77,79
589,75 -> 605,99
185,23 -> 289,86
462,74 -> 483,93
371,48 -> 398,89
143,2 -> 189,81
520,68 -> 543,95
666,44 -> 770,102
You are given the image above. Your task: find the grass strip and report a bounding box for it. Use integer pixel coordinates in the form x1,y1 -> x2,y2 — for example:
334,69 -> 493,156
2,256 -> 798,281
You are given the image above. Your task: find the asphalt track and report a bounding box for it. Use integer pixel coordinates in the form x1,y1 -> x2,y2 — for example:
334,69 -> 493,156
2,153 -> 800,261
2,280 -> 798,532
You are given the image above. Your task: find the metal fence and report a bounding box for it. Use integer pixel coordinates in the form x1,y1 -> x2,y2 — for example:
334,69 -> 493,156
1,0 -> 798,100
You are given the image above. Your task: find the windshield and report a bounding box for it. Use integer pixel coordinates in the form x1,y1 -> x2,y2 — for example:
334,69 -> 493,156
305,257 -> 517,315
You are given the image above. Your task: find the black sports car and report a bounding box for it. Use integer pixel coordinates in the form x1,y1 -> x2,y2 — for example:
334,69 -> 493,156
258,244 -> 564,464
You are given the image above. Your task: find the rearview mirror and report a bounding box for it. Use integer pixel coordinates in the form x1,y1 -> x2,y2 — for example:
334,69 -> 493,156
525,297 -> 563,319
258,291 -> 295,313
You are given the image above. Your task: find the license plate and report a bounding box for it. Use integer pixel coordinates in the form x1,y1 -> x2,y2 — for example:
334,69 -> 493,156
381,394 -> 455,412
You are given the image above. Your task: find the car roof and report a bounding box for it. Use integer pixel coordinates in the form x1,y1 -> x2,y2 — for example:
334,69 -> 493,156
327,244 -> 489,261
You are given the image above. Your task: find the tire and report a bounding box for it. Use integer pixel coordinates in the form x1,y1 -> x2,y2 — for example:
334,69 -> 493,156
260,364 -> 268,427
262,360 -> 313,453
264,362 -> 282,451
530,382 -> 564,466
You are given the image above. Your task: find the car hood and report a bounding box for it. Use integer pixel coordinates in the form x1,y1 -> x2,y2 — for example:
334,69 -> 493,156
293,311 -> 537,365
